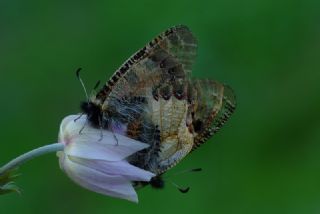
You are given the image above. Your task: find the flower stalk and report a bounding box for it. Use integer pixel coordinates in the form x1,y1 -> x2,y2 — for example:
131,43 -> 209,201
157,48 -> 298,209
0,143 -> 64,194
0,143 -> 64,176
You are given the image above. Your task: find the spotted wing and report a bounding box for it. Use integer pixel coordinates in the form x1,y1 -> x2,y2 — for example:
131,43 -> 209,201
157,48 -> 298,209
94,25 -> 198,174
95,25 -> 197,102
189,79 -> 236,150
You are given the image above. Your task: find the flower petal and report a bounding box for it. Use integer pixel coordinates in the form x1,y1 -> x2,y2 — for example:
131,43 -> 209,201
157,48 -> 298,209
65,140 -> 146,162
60,115 -> 149,161
69,156 -> 155,181
60,154 -> 139,202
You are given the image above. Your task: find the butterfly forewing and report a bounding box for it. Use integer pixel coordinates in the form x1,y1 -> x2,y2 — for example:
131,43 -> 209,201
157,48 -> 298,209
95,25 -> 197,103
92,26 -> 198,174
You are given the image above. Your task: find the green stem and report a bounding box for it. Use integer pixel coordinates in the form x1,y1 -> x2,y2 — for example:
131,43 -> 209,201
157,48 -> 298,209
0,143 -> 64,175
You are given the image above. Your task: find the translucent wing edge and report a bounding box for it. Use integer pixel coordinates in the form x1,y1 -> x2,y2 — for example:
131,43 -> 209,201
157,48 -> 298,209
192,83 -> 236,150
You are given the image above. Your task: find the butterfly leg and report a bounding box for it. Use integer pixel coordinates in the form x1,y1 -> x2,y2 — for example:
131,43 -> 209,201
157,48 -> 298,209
97,116 -> 104,142
78,116 -> 87,135
74,113 -> 84,122
104,117 -> 121,146
110,122 -> 119,146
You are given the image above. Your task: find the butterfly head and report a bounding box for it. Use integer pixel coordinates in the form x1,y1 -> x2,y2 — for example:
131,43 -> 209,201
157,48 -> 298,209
80,101 -> 102,127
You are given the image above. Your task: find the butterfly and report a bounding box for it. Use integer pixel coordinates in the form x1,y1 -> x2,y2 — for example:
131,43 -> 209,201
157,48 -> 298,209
80,25 -> 236,188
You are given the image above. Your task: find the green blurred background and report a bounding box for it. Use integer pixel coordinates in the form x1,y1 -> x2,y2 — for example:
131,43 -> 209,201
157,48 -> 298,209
1,0 -> 320,213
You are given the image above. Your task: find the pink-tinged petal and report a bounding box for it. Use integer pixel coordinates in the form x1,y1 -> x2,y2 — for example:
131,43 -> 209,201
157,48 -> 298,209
65,140 -> 146,162
60,154 -> 139,203
70,157 -> 155,181
59,115 -> 149,161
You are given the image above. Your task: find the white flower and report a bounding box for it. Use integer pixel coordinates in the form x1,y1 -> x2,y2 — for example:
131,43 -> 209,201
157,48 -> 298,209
57,115 -> 155,203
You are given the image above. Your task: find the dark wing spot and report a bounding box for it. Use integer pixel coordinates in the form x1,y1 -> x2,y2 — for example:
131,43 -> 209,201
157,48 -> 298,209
193,119 -> 204,133
173,82 -> 186,100
152,86 -> 160,101
160,85 -> 172,100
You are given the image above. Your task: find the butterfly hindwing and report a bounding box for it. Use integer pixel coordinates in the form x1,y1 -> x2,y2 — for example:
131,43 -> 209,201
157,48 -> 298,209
148,82 -> 193,174
189,79 -> 236,150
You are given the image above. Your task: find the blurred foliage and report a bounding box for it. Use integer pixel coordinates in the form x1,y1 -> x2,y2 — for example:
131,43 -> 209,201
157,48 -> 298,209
0,168 -> 20,195
0,0 -> 320,213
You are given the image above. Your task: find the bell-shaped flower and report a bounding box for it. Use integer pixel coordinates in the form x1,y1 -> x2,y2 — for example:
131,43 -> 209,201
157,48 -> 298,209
57,115 -> 155,203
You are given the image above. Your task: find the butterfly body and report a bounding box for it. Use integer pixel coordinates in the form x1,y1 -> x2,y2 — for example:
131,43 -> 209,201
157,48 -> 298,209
81,25 -> 236,184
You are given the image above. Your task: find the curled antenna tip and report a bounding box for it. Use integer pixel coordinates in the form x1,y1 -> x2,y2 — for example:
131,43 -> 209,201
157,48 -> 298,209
94,80 -> 101,90
170,180 -> 190,194
76,68 -> 82,79
178,187 -> 190,193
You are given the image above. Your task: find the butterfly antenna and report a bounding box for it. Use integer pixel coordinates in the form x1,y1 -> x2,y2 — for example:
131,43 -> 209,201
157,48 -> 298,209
93,80 -> 101,91
163,168 -> 202,179
169,180 -> 190,194
76,68 -> 89,102
173,168 -> 202,177
161,168 -> 202,194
